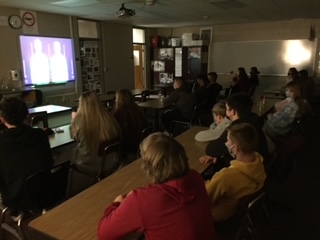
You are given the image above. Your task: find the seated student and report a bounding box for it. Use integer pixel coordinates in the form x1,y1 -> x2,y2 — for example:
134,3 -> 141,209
161,77 -> 197,132
98,133 -> 218,240
195,102 -> 231,142
71,91 -> 122,175
265,80 -> 311,144
207,71 -> 222,105
298,69 -> 316,105
199,93 -> 269,169
113,89 -> 150,158
230,67 -> 251,95
0,97 -> 53,217
206,123 -> 266,222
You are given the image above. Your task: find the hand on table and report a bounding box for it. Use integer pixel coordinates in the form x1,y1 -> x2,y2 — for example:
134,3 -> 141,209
199,155 -> 217,164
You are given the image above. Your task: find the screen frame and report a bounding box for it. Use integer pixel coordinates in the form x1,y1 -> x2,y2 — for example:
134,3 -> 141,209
18,34 -> 77,87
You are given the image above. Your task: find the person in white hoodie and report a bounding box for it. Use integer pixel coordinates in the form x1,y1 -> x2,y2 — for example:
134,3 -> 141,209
195,102 -> 231,142
206,123 -> 266,222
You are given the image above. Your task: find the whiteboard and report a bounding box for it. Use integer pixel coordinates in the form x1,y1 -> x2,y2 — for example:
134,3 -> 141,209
211,39 -> 317,76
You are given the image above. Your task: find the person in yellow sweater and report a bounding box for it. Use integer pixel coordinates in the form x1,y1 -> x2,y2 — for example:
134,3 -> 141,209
206,123 -> 266,222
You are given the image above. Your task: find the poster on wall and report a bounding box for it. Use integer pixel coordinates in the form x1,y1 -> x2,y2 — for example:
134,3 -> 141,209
20,10 -> 38,35
80,40 -> 101,93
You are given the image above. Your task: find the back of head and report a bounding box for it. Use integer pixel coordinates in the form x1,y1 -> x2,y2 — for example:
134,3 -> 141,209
115,89 -> 135,109
250,67 -> 260,76
288,67 -> 299,80
212,102 -> 227,118
226,93 -> 253,118
76,91 -> 120,152
174,77 -> 185,89
238,67 -> 248,79
208,72 -> 218,82
299,69 -> 308,79
140,133 -> 189,184
228,123 -> 258,154
0,97 -> 28,126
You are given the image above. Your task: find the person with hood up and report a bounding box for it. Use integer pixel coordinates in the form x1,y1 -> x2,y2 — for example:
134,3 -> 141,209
199,93 -> 269,169
0,97 -> 53,218
206,123 -> 266,222
98,133 -> 218,240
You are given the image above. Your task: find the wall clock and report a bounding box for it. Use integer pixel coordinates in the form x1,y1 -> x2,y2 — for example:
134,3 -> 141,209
8,15 -> 22,29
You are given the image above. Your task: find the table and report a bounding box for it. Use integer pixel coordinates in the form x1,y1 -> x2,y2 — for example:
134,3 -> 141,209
28,105 -> 72,128
262,85 -> 286,96
153,83 -> 173,96
29,126 -> 209,240
252,98 -> 279,117
49,124 -> 74,149
138,99 -> 171,130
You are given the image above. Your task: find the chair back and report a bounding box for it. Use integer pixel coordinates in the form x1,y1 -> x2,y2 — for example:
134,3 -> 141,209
98,141 -> 122,180
136,125 -> 154,158
190,103 -> 203,125
25,161 -> 70,211
141,90 -> 150,102
27,111 -> 48,128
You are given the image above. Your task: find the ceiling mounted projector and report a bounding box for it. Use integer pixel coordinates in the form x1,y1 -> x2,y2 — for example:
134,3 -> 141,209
116,3 -> 135,18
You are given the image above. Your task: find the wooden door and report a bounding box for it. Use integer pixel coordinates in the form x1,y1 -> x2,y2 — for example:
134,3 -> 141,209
133,45 -> 144,89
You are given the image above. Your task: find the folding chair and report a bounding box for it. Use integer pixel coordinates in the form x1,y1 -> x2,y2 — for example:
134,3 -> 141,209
136,125 -> 154,158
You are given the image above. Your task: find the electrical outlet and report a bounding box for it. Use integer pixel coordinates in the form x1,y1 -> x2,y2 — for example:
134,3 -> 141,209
10,70 -> 20,81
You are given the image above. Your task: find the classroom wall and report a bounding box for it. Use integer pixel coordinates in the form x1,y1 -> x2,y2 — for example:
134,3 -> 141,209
0,6 -> 135,107
101,22 -> 134,91
156,19 -> 320,95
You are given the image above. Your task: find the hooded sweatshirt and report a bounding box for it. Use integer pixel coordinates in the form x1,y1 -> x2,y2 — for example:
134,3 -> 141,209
206,152 -> 266,222
98,169 -> 219,240
206,112 -> 270,166
0,124 -> 53,211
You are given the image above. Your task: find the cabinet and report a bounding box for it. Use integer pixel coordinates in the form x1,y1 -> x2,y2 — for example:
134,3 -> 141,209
150,46 -> 208,85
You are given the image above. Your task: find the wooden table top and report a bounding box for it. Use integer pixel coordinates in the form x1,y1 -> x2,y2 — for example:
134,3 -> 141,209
29,126 -> 209,240
28,105 -> 72,115
137,99 -> 171,110
252,98 -> 279,117
49,124 -> 74,149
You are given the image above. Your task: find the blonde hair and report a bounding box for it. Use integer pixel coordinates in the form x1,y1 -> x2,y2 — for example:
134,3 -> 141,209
72,91 -> 121,153
287,81 -> 312,117
140,133 -> 189,183
228,123 -> 258,154
212,102 -> 226,117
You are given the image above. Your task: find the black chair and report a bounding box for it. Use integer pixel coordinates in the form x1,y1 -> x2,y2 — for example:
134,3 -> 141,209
136,125 -> 154,158
141,90 -> 150,102
1,161 -> 70,239
235,191 -> 272,240
69,141 -> 122,193
169,103 -> 203,137
27,111 -> 49,128
216,190 -> 272,240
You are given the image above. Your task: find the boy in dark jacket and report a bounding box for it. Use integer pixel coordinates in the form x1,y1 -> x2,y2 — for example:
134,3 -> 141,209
0,97 -> 53,216
200,93 -> 269,169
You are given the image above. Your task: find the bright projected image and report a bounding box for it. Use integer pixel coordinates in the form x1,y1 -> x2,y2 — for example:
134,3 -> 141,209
19,35 -> 76,86
283,40 -> 312,65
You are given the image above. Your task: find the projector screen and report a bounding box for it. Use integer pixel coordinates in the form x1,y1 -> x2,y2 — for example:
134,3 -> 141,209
19,35 -> 76,86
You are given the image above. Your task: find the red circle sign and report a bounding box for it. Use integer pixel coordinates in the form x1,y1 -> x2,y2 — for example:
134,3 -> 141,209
22,12 -> 35,26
